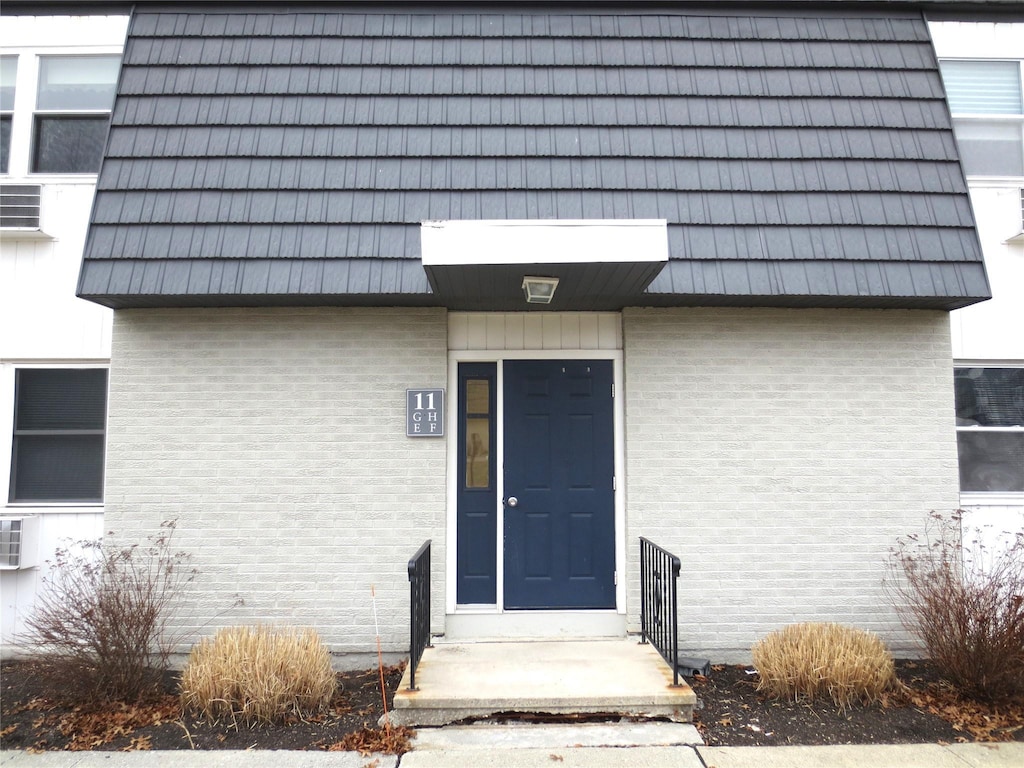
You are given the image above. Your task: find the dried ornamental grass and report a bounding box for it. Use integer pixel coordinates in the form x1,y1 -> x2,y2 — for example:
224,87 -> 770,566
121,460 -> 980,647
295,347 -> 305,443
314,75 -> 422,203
180,625 -> 337,726
752,622 -> 896,711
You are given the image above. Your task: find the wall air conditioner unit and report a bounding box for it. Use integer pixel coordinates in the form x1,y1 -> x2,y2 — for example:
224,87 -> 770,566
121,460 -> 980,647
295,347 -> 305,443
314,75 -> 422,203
0,516 -> 40,570
0,184 -> 47,237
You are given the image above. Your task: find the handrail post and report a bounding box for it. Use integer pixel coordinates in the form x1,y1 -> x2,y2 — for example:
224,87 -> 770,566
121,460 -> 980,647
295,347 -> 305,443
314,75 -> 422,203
670,553 -> 680,687
407,539 -> 432,691
639,536 -> 682,687
640,537 -> 648,644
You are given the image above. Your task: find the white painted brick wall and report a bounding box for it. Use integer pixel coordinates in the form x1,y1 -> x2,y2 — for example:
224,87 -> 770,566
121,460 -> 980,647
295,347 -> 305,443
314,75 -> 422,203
623,307 -> 960,660
105,308 -> 447,657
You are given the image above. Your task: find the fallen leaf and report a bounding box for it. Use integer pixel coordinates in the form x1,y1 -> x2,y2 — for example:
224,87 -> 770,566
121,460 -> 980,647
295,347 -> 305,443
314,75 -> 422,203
330,725 -> 414,756
122,735 -> 152,751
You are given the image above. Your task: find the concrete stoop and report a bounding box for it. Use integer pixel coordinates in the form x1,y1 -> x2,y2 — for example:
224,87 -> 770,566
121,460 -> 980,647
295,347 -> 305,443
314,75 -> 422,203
389,639 -> 696,728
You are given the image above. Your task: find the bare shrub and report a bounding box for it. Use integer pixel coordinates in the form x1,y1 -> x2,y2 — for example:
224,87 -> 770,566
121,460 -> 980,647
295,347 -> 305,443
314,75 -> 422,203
23,520 -> 195,703
887,510 -> 1024,702
180,625 -> 337,726
752,622 -> 896,711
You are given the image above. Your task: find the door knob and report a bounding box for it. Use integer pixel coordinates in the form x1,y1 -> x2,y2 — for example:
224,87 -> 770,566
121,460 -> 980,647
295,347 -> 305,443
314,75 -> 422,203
506,496 -> 518,508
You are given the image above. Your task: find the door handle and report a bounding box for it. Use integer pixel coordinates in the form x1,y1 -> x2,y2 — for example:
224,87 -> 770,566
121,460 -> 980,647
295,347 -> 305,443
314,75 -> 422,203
506,496 -> 518,508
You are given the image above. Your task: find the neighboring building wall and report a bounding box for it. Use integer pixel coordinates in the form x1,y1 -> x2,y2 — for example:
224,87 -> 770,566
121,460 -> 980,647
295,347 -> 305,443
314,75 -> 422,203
931,21 -> 1024,557
103,307 -> 448,661
623,307 -> 959,659
0,16 -> 125,651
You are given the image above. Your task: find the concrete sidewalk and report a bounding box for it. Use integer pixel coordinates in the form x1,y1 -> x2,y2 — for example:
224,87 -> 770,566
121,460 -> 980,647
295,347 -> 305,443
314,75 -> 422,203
3,726 -> 1023,768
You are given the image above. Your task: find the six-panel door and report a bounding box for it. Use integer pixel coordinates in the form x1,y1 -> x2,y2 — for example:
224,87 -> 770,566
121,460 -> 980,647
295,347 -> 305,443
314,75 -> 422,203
502,360 -> 616,610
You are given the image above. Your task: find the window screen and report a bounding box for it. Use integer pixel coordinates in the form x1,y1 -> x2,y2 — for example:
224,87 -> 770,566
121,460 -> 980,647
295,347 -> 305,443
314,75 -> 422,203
31,55 -> 119,174
10,369 -> 108,503
954,367 -> 1024,493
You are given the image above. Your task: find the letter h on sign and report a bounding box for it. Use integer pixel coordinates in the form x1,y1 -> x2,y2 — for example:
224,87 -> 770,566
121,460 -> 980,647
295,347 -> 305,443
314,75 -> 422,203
407,388 -> 445,437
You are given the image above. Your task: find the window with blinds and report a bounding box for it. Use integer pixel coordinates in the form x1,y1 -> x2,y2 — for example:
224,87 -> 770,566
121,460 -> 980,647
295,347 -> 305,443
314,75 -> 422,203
9,368 -> 108,503
32,55 -> 120,174
954,367 -> 1024,493
939,60 -> 1024,177
0,55 -> 15,174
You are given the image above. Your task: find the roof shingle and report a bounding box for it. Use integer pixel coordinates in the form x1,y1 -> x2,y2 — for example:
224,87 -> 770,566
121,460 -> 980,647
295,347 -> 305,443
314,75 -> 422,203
80,6 -> 988,309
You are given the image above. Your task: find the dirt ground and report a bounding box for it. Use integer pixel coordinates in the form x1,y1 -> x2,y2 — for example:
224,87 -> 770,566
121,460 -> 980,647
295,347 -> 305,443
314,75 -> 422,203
1,658 -> 1021,752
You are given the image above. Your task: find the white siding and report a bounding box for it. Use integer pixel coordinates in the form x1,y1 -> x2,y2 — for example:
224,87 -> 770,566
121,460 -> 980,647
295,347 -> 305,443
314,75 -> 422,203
0,15 -> 127,652
449,312 -> 622,351
103,308 -> 448,656
948,185 -> 1024,362
931,20 -> 1024,543
0,185 -> 112,361
0,513 -> 104,645
623,307 -> 959,660
961,500 -> 1024,571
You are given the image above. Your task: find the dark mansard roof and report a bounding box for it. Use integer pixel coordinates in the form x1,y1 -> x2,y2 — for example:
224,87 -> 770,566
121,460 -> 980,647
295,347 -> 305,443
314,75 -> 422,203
75,3 -> 992,309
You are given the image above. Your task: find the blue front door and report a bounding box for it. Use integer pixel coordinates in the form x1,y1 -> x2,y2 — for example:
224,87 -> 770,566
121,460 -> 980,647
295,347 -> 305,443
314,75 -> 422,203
503,360 -> 616,609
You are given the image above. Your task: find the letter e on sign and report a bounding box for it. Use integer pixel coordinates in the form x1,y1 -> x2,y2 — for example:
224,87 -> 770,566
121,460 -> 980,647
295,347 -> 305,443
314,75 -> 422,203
407,388 -> 445,437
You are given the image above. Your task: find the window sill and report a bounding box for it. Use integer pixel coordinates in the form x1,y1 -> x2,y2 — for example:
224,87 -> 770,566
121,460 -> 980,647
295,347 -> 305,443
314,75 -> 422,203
4,502 -> 104,511
2,173 -> 98,184
964,175 -> 1024,186
0,227 -> 53,240
959,492 -> 1024,506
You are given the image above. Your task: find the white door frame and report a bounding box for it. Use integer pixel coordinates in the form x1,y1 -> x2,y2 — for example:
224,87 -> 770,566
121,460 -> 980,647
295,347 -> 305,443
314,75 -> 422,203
445,348 -> 627,626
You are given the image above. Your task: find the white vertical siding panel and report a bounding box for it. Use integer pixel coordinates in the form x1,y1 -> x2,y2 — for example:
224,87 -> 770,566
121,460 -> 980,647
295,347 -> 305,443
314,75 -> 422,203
523,315 -> 544,348
1,511 -> 105,652
448,313 -> 469,350
541,314 -> 561,349
504,314 -> 525,350
466,314 -> 488,349
448,313 -> 623,351
961,504 -> 1024,567
560,314 -> 581,349
599,314 -> 622,350
485,315 -> 506,349
579,314 -> 601,349
0,185 -> 112,361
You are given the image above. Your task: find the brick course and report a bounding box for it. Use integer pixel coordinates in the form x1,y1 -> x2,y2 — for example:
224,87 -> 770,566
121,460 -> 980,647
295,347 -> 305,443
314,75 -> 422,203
105,308 -> 447,655
106,305 -> 958,661
623,307 -> 959,659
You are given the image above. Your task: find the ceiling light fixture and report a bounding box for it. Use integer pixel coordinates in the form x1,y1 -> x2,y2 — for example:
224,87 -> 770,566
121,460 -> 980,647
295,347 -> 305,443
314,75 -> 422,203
521,276 -> 559,304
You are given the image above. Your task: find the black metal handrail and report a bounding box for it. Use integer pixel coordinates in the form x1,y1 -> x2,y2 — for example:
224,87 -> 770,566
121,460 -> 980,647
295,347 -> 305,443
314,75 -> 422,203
407,539 -> 432,691
639,536 -> 682,686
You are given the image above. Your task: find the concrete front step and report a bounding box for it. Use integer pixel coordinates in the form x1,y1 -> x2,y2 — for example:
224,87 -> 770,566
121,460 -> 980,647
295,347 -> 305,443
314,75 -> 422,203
389,639 -> 696,727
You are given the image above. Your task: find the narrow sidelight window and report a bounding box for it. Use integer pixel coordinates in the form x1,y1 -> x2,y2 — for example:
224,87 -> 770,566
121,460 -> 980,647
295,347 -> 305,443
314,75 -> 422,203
464,379 -> 491,489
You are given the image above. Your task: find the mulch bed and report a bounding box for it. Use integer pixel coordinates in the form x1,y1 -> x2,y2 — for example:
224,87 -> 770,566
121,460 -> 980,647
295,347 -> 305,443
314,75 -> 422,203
1,658 -> 1021,752
693,660 -> 1024,746
0,659 -> 409,753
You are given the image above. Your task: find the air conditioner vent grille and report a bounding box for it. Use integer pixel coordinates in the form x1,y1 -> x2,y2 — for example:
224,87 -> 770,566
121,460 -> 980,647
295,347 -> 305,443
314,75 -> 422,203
0,184 -> 42,229
0,519 -> 24,567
